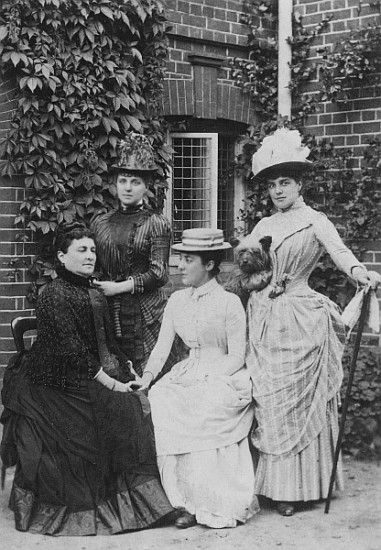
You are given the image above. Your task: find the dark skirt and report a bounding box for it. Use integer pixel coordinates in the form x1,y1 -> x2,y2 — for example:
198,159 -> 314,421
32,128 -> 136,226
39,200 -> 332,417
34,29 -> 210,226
0,354 -> 174,536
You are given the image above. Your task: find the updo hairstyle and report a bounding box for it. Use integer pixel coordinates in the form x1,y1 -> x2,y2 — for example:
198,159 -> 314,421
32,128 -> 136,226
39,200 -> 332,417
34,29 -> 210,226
54,222 -> 95,255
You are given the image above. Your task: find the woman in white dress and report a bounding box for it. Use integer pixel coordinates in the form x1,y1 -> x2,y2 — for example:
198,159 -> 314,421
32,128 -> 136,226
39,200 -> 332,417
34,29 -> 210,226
137,228 -> 259,529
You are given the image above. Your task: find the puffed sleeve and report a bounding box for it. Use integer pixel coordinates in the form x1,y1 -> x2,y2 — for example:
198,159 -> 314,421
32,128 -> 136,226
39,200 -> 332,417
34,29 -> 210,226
132,214 -> 171,293
313,212 -> 365,278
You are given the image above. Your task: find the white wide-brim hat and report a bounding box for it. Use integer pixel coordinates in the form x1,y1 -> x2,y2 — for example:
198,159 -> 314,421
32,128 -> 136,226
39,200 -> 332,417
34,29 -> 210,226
172,228 -> 231,252
252,128 -> 312,181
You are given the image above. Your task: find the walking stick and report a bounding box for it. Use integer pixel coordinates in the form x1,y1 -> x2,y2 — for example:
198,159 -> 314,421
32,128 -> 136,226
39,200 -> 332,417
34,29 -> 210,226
324,286 -> 371,514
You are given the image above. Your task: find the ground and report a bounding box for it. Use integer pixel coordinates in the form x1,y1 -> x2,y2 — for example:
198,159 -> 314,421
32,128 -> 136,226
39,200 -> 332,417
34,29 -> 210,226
0,455 -> 380,550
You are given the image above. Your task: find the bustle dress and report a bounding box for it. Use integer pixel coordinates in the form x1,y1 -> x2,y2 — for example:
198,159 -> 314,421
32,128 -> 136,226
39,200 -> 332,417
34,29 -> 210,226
0,267 -> 174,536
91,205 -> 181,377
245,197 -> 365,502
147,278 -> 259,528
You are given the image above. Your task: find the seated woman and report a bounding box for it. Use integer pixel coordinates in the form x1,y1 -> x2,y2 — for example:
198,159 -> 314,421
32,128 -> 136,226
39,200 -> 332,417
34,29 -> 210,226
0,223 -> 174,536
137,228 -> 259,529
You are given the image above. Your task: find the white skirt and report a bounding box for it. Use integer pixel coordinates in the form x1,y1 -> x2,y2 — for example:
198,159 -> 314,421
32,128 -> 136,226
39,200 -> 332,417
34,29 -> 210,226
157,437 -> 259,528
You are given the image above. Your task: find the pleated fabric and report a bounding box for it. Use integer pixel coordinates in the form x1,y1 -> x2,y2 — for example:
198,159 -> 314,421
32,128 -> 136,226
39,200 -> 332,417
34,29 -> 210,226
254,397 -> 344,501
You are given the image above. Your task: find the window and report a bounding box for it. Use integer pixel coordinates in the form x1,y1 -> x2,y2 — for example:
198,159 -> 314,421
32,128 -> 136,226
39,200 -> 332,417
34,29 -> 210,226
165,133 -> 244,263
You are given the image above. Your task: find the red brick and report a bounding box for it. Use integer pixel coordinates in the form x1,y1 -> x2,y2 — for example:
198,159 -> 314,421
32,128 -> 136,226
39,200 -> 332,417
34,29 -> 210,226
182,14 -> 205,28
190,3 -> 202,16
207,18 -> 230,32
353,122 -> 380,134
362,110 -> 376,121
346,135 -> 360,146
177,0 -> 190,13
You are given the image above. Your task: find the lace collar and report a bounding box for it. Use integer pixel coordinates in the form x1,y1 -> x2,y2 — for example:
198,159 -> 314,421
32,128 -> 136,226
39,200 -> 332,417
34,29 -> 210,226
190,277 -> 219,300
57,266 -> 91,288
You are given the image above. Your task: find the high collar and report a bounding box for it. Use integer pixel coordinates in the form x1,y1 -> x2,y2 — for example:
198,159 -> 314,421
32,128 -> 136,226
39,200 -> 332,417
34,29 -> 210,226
275,195 -> 306,213
190,277 -> 219,300
118,203 -> 145,214
56,265 -> 91,288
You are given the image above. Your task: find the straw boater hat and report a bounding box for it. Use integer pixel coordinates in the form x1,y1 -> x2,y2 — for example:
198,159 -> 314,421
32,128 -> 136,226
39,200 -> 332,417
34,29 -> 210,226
172,228 -> 231,252
111,132 -> 158,173
252,128 -> 312,182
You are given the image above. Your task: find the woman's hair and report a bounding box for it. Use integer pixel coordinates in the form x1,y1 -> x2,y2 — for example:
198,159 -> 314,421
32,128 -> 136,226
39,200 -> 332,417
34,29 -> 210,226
114,169 -> 151,184
265,168 -> 303,185
195,250 -> 224,277
54,222 -> 95,255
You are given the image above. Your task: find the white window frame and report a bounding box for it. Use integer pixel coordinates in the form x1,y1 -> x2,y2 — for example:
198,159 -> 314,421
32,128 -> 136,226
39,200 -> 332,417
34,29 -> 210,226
165,132 -> 245,266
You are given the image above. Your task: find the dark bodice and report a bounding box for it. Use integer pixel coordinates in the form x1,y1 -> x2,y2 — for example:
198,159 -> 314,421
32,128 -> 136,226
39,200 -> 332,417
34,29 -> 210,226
91,207 -> 171,292
28,269 -> 100,388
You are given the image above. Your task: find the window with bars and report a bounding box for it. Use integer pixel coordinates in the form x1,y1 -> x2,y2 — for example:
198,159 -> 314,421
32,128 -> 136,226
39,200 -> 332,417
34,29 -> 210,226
165,133 -> 244,263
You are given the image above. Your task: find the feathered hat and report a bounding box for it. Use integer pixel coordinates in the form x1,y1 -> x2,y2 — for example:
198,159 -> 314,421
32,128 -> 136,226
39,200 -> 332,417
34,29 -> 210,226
111,132 -> 158,173
252,128 -> 312,181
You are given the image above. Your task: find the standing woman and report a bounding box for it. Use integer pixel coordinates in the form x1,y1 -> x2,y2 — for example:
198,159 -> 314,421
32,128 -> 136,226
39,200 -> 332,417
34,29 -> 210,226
243,128 -> 379,516
91,133 -> 176,376
137,229 -> 259,529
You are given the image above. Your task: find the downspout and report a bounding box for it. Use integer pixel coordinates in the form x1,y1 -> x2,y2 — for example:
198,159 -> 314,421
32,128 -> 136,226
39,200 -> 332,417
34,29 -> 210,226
278,0 -> 293,118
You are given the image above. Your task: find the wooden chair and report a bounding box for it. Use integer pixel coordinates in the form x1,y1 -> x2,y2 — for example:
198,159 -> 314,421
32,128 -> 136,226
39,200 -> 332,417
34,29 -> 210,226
11,316 -> 37,352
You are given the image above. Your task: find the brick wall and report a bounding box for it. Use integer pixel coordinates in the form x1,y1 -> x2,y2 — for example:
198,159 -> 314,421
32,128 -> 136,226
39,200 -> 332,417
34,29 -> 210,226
0,0 -> 380,373
293,0 -> 381,342
0,72 -> 36,376
163,0 -> 257,124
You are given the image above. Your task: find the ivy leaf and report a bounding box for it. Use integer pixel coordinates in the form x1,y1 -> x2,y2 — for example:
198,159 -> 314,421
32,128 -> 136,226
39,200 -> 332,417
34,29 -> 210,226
125,115 -> 142,131
26,77 -> 42,92
11,51 -> 21,67
0,26 -> 8,41
100,6 -> 114,20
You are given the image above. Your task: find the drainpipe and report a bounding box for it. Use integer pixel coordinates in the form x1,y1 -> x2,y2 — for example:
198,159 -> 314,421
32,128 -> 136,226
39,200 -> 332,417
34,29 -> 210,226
278,0 -> 293,118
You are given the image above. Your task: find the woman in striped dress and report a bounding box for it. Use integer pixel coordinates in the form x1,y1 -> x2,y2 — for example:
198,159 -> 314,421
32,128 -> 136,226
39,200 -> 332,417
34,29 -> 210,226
91,133 -> 178,377
243,128 -> 378,516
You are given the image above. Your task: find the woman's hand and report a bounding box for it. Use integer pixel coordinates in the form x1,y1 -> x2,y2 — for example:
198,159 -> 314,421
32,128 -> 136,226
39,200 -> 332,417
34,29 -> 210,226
354,268 -> 381,290
139,371 -> 155,390
112,380 -> 134,392
93,279 -> 133,296
365,270 -> 381,290
124,376 -> 144,392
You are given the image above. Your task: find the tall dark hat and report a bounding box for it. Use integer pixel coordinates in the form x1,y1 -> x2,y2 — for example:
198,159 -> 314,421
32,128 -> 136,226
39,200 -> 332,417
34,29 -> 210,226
111,132 -> 158,173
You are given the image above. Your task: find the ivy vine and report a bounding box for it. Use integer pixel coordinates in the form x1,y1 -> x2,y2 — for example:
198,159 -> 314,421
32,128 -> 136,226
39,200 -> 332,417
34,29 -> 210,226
0,0 -> 170,290
230,0 -> 332,122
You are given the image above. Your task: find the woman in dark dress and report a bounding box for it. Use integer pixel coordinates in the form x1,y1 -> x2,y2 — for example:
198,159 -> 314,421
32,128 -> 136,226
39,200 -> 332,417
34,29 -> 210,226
91,133 -> 179,377
0,223 -> 174,536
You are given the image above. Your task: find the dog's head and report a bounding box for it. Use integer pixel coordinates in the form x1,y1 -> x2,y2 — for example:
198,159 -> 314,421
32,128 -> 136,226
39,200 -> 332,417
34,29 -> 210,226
224,235 -> 273,303
236,235 -> 273,275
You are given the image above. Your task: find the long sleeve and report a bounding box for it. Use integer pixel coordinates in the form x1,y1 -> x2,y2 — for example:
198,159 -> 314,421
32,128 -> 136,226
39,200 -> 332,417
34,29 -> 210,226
144,295 -> 177,378
313,213 -> 365,278
30,281 -> 101,387
132,215 -> 171,293
218,294 -> 246,376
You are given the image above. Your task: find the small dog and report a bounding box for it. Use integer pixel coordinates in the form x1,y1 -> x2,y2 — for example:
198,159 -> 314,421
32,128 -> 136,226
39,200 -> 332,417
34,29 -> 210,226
224,235 -> 273,307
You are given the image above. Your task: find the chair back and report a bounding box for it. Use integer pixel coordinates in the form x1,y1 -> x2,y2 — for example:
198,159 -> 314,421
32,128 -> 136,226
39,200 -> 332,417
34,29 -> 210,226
11,316 -> 37,352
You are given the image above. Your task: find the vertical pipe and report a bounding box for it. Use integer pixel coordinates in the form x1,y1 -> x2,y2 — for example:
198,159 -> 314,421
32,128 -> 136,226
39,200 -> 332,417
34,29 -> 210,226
278,0 -> 293,118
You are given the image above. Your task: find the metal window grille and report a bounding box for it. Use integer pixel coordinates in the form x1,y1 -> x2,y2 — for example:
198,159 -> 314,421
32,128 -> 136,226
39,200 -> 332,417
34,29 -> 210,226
171,134 -> 217,243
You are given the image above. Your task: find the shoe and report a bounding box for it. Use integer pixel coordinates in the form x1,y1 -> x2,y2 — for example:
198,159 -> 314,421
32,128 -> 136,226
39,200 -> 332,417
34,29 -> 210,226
175,511 -> 197,529
276,501 -> 295,516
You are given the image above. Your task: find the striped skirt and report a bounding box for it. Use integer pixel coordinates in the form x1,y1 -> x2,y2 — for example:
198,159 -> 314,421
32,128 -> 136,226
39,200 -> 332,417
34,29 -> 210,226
254,396 -> 344,501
